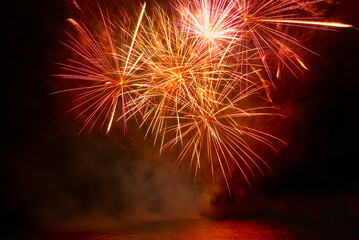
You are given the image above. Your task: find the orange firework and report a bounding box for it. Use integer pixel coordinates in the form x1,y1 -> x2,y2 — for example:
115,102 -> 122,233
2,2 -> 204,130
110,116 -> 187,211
55,2 -> 147,134
174,0 -> 241,53
175,0 -> 352,84
134,5 -> 285,192
136,5 -> 225,145
54,0 -> 350,192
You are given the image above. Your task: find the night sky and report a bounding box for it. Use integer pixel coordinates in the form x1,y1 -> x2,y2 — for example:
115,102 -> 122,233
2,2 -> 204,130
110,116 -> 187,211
2,0 -> 359,239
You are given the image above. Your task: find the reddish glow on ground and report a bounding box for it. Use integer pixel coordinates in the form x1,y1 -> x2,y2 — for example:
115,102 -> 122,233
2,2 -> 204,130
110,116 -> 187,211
31,219 -> 293,240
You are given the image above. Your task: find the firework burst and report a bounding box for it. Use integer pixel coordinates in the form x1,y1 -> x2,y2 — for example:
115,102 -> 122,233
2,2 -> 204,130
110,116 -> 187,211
174,0 -> 241,53
131,6 -> 284,191
175,0 -> 352,84
136,6 -> 225,146
54,2 -> 147,134
54,0 -> 351,192
157,69 -> 285,192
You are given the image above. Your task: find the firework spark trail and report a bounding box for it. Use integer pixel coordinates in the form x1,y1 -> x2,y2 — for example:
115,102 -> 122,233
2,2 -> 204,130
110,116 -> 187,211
175,0 -> 352,85
135,5 -> 214,146
54,0 -> 350,192
157,71 -> 285,193
130,5 -> 286,192
54,2 -> 147,134
238,0 -> 352,81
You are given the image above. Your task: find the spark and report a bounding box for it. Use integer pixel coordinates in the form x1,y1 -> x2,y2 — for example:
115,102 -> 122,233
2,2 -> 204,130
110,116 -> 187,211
175,0 -> 352,86
55,3 -> 148,133
259,19 -> 352,28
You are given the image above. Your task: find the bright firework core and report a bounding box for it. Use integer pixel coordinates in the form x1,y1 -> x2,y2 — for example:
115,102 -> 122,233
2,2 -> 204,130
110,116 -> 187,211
54,0 -> 351,193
